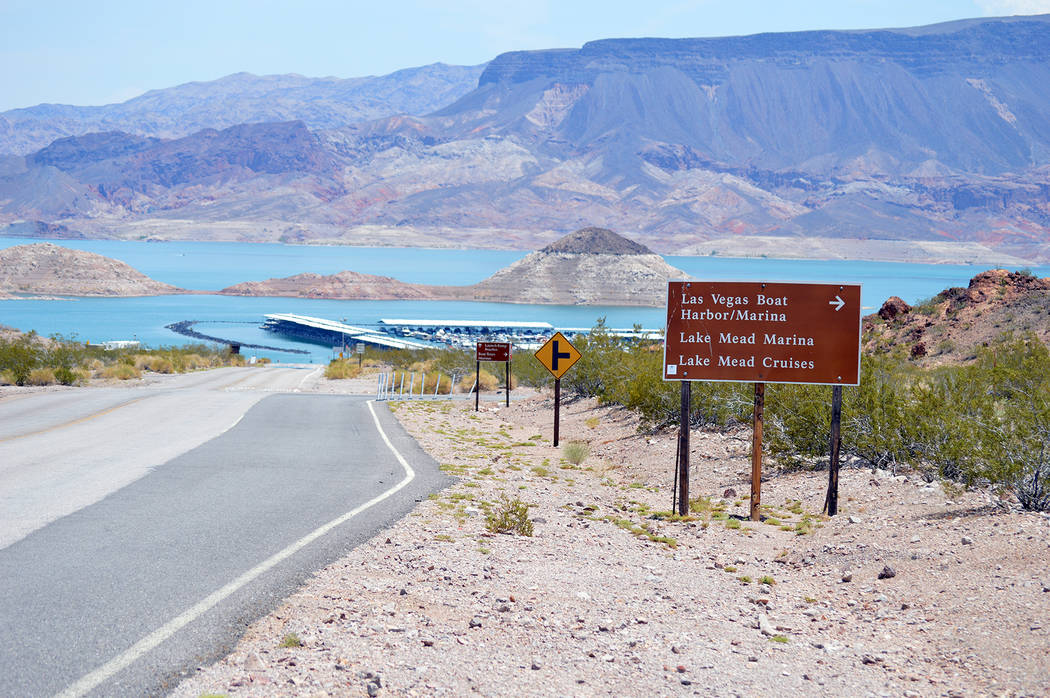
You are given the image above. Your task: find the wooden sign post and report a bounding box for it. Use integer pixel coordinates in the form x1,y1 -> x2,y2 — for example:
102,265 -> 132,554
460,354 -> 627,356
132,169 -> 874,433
664,281 -> 862,519
475,342 -> 512,411
824,385 -> 844,516
534,332 -> 581,447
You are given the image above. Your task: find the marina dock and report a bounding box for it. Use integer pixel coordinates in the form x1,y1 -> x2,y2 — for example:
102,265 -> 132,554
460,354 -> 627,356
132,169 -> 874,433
262,313 -> 663,351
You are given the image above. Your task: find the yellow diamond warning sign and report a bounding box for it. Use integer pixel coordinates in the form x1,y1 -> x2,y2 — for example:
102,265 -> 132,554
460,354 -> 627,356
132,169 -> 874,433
534,332 -> 581,379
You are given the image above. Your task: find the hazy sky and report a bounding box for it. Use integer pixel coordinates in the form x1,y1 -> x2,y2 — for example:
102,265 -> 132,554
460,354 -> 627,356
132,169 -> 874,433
2,0 -> 1049,111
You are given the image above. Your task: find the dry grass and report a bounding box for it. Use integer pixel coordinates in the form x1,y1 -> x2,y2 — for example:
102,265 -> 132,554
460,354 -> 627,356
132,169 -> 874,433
25,368 -> 56,386
325,359 -> 362,380
100,364 -> 141,380
133,355 -> 175,374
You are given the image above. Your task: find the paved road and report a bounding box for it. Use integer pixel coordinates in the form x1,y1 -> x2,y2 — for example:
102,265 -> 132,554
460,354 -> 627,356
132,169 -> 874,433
0,366 -> 447,697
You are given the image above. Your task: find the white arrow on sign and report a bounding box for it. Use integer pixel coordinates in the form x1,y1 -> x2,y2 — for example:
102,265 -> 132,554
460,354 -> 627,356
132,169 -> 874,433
829,295 -> 845,311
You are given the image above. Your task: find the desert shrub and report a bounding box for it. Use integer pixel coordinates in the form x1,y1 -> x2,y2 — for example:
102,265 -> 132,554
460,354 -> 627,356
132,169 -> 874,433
485,496 -> 534,536
512,351 -> 555,389
842,353 -> 918,470
560,319 -> 620,400
46,334 -> 94,371
765,382 -> 832,469
147,357 -> 175,373
421,372 -> 452,394
225,351 -> 247,367
26,367 -> 56,386
761,334 -> 1049,510
325,359 -> 361,380
0,334 -> 43,385
474,368 -> 501,392
54,365 -> 80,386
101,363 -> 141,380
562,440 -> 590,466
388,368 -> 453,394
973,334 -> 1050,510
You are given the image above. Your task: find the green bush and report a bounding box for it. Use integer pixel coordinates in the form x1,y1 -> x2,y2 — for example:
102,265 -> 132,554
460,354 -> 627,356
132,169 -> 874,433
0,333 -> 43,385
762,334 -> 1050,510
485,496 -> 534,536
562,441 -> 590,466
54,365 -> 79,386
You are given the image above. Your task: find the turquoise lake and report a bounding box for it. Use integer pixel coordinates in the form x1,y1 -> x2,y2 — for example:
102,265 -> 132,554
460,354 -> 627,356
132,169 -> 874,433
1,237 -> 1045,363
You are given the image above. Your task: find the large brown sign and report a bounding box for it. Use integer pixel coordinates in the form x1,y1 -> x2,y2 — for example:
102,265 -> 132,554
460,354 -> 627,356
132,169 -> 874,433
477,341 -> 511,362
664,281 -> 861,385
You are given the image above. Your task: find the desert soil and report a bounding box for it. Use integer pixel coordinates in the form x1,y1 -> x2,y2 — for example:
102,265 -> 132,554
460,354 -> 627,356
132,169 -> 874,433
171,378 -> 1050,698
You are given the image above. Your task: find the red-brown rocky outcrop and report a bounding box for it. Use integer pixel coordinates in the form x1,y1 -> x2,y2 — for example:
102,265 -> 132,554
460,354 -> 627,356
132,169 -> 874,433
864,269 -> 1050,363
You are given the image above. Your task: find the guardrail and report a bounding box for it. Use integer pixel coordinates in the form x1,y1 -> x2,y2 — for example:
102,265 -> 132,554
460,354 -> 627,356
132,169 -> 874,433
376,372 -> 461,401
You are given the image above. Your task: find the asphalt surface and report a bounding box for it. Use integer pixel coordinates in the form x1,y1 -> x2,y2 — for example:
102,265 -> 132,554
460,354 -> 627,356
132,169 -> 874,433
0,367 -> 448,697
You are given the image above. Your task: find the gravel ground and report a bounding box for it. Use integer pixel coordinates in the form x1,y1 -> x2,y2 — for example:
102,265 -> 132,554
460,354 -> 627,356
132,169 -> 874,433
171,387 -> 1050,698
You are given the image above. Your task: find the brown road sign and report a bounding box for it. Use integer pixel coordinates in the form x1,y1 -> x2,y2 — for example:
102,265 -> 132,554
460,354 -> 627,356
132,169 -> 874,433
477,341 -> 511,362
535,332 -> 581,379
664,281 -> 861,385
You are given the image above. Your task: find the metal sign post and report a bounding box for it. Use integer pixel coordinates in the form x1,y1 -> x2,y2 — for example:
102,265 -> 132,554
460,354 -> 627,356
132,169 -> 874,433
535,332 -> 581,447
678,381 -> 691,515
663,280 -> 862,520
476,342 -> 512,412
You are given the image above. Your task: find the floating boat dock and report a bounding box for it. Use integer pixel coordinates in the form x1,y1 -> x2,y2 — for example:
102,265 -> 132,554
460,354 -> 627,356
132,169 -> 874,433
263,313 -> 663,351
262,314 -> 434,350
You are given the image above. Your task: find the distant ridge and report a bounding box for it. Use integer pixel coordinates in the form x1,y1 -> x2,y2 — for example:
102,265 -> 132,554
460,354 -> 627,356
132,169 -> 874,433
0,64 -> 487,155
3,16 -> 1050,261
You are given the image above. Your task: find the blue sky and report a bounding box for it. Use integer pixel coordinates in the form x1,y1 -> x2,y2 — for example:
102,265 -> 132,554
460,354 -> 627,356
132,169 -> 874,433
1,0 -> 1048,111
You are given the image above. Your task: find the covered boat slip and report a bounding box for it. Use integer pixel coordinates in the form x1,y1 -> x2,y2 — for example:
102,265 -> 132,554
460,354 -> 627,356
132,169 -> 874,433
262,314 -> 434,350
263,314 -> 664,352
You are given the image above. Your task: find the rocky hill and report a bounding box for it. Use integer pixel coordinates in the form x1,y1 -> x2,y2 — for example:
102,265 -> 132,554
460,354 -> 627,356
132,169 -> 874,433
472,228 -> 686,305
0,243 -> 183,296
864,269 -> 1050,363
219,270 -> 468,301
219,228 -> 686,306
0,64 -> 486,156
3,16 -> 1050,261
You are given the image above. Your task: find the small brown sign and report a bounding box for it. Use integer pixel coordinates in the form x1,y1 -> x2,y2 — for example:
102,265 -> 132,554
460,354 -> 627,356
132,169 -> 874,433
476,341 -> 511,362
534,332 -> 581,379
664,281 -> 861,385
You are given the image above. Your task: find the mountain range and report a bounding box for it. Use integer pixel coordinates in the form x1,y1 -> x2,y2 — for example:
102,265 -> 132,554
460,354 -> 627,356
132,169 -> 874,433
2,15 -> 1050,261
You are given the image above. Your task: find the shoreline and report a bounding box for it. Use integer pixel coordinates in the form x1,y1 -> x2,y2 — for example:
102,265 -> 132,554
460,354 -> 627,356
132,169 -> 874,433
0,232 -> 1042,267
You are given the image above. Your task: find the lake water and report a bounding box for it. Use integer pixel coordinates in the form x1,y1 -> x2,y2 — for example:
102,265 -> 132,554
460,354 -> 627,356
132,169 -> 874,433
1,237 -> 1045,363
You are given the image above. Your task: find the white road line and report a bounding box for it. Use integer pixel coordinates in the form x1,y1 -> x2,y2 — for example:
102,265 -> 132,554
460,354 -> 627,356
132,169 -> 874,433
220,413 -> 246,435
295,366 -> 323,392
55,400 -> 416,698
